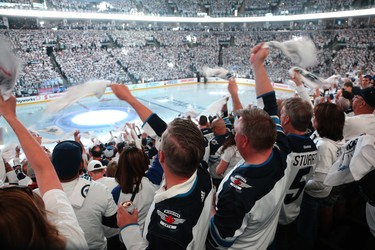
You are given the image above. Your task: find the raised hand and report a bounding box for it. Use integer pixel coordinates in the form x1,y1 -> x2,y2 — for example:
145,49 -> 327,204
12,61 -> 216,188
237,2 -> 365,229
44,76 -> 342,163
250,42 -> 269,66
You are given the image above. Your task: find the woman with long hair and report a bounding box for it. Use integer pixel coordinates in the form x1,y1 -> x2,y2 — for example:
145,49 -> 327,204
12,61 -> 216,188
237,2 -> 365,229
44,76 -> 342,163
113,145 -> 163,229
0,95 -> 87,249
215,132 -> 242,178
298,102 -> 346,250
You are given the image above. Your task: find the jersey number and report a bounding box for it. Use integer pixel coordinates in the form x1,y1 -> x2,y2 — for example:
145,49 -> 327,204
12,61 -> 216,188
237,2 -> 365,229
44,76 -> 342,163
284,167 -> 312,204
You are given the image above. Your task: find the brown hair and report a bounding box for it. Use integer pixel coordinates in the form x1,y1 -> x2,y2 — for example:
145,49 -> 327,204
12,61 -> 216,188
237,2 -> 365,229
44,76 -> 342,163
238,108 -> 276,151
106,160 -> 118,178
282,97 -> 313,132
220,132 -> 236,154
314,102 -> 345,141
160,118 -> 205,177
0,186 -> 66,249
115,145 -> 149,194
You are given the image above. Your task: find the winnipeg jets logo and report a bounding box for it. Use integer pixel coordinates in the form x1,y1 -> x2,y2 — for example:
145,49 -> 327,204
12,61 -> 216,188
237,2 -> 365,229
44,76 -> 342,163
157,210 -> 186,229
81,184 -> 90,198
211,139 -> 219,146
230,175 -> 252,191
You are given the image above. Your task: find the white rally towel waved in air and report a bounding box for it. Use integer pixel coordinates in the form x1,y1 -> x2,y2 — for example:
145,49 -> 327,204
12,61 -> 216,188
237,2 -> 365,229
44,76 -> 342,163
263,37 -> 318,68
289,67 -> 325,90
0,143 -> 18,163
325,74 -> 343,88
0,39 -> 21,100
184,104 -> 200,119
201,66 -> 234,80
324,134 -> 375,186
200,95 -> 230,117
38,125 -> 65,137
44,80 -> 110,115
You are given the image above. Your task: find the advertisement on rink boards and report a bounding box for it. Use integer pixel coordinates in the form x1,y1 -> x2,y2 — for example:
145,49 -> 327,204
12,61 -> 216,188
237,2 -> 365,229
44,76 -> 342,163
16,78 -> 293,105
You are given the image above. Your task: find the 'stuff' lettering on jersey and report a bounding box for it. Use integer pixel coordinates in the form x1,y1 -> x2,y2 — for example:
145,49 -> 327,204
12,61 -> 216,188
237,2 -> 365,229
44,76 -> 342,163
292,152 -> 318,167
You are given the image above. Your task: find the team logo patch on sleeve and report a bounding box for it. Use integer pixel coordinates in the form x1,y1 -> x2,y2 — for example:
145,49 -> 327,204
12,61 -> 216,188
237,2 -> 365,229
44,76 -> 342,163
157,209 -> 186,229
81,184 -> 90,197
230,175 -> 252,191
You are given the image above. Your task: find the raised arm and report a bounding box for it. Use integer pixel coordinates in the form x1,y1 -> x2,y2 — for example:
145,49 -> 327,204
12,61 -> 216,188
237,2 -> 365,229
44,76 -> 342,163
111,84 -> 152,122
228,77 -> 243,114
111,84 -> 167,138
0,95 -> 62,196
292,69 -> 314,108
74,130 -> 88,169
250,42 -> 273,96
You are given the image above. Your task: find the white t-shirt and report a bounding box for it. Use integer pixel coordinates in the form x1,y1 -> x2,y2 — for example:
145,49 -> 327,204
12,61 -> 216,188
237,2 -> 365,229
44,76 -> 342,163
42,189 -> 88,249
61,178 -> 118,250
344,114 -> 375,141
220,145 -> 242,177
96,177 -> 118,192
117,176 -> 159,231
305,137 -> 345,198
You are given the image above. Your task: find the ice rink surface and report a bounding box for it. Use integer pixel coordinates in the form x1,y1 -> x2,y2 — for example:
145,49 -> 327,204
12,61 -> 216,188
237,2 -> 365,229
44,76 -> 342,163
0,83 -> 293,149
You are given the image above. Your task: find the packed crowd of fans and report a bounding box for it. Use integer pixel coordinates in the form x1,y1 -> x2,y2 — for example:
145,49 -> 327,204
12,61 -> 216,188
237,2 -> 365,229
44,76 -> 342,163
1,39 -> 374,249
0,2 -> 375,250
0,0 -> 370,16
1,20 -> 374,96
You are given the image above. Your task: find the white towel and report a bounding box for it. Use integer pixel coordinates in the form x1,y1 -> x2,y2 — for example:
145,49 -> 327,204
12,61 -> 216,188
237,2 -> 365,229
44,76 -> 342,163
289,67 -> 324,89
200,95 -> 230,117
264,37 -> 318,68
0,38 -> 20,101
201,66 -> 233,80
44,80 -> 110,115
324,134 -> 375,186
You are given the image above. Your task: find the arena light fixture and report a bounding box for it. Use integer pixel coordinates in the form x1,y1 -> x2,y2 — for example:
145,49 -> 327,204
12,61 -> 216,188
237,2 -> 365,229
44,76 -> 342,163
0,8 -> 375,23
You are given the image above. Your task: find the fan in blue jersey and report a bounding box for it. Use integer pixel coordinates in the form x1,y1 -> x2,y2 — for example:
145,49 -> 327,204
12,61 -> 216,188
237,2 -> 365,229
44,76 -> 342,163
207,42 -> 291,249
111,83 -> 215,250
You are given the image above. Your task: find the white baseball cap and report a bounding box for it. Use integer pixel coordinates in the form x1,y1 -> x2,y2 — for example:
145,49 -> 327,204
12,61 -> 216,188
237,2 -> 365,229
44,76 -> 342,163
87,160 -> 106,172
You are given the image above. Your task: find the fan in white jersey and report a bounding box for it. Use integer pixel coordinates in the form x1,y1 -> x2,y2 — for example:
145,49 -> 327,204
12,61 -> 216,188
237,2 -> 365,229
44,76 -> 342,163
298,102 -> 346,250
273,96 -> 318,249
46,140 -> 119,250
343,87 -> 375,141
